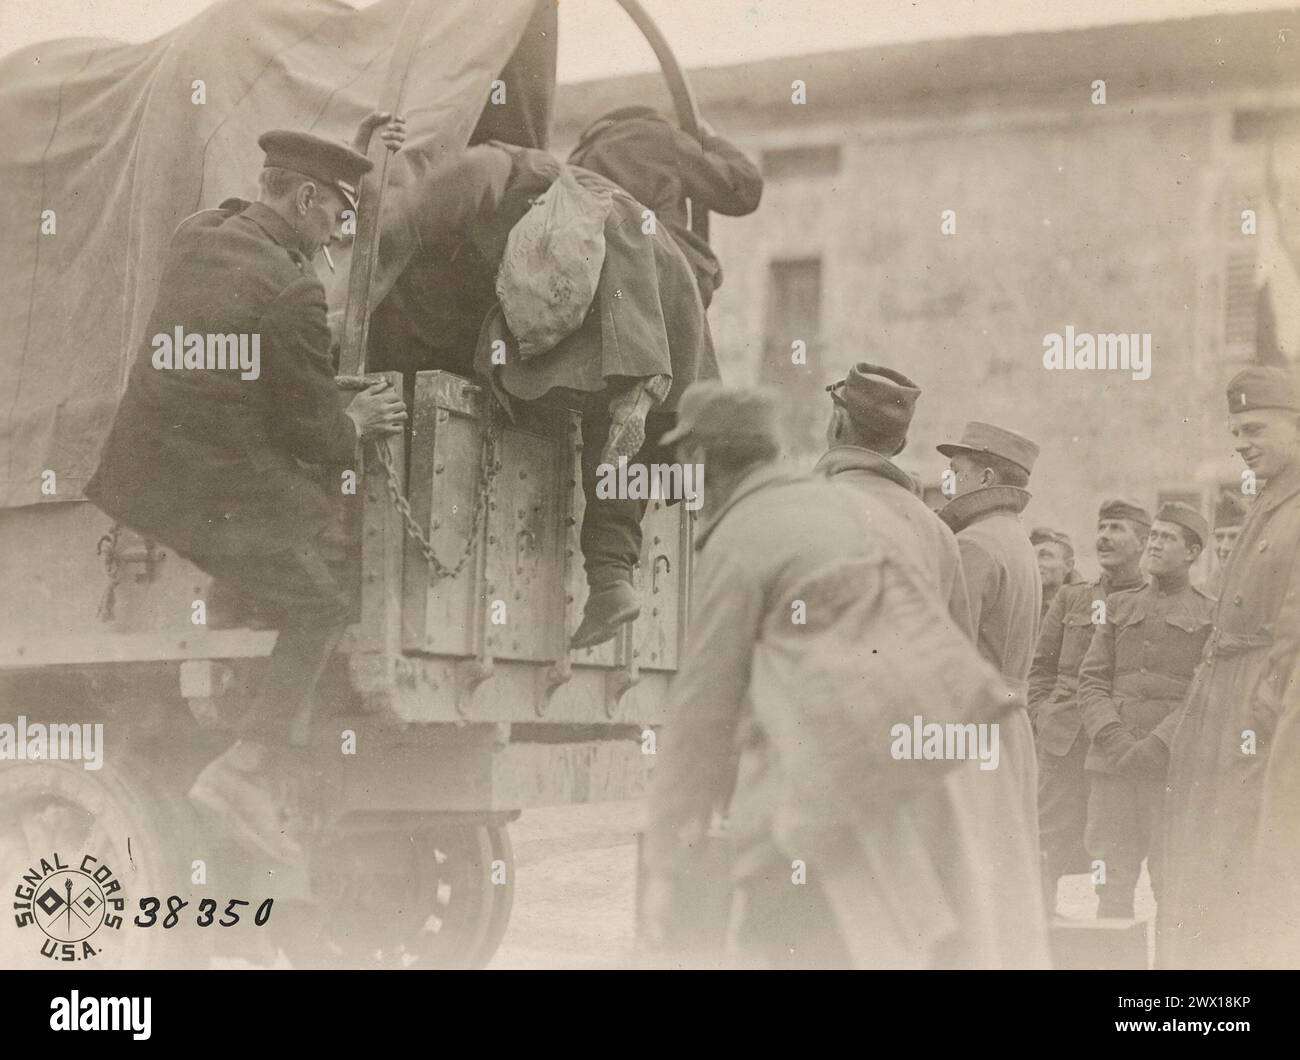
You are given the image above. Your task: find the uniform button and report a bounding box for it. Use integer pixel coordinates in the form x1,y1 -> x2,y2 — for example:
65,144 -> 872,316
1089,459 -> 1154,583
1233,594 -> 1243,606
1259,541 -> 1269,552
1139,667 -> 1148,674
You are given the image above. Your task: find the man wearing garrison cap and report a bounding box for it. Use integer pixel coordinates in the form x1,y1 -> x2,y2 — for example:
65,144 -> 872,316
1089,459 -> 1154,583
1207,491 -> 1249,597
1161,366 -> 1300,967
85,115 -> 408,873
1030,497 -> 1150,914
1076,503 -> 1214,919
815,364 -> 973,634
1031,527 -> 1083,623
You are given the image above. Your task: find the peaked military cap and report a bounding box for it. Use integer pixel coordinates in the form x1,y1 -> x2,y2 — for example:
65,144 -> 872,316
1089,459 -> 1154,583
1155,502 -> 1209,549
937,420 -> 1040,475
257,130 -> 372,211
1225,366 -> 1300,414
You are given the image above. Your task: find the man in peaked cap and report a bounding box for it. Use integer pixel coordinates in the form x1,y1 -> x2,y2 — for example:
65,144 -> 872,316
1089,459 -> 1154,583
1031,497 -> 1150,914
937,421 -> 1043,684
1161,365 -> 1300,967
1076,503 -> 1214,918
85,116 -> 407,876
935,421 -> 1047,934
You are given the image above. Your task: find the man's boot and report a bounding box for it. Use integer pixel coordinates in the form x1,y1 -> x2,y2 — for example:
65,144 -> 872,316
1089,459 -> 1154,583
601,374 -> 672,466
188,740 -> 310,865
571,576 -> 640,649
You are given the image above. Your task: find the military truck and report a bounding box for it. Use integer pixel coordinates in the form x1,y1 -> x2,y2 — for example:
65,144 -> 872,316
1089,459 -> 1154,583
0,0 -> 707,968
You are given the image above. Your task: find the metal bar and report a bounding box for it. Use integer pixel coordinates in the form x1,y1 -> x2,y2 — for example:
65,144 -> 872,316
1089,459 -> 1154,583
337,0 -> 441,377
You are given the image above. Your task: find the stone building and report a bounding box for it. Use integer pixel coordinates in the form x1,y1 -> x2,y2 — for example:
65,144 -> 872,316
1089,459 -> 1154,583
555,9 -> 1300,572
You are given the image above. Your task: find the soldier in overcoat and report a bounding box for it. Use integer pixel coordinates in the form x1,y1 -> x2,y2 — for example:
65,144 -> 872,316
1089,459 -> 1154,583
1160,367 -> 1300,967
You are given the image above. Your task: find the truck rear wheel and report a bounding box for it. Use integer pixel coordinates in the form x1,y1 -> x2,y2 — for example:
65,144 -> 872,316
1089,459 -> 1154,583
283,819 -> 514,968
0,757 -> 211,969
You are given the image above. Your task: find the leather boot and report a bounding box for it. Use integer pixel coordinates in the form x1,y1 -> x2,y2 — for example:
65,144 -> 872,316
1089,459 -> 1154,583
601,374 -> 672,466
571,579 -> 640,649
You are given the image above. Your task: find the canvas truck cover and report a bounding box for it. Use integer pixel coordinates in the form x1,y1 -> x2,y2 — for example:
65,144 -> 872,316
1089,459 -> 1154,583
0,0 -> 547,509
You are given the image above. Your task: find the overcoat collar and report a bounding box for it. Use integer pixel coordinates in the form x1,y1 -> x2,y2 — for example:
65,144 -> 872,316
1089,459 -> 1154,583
938,485 -> 1031,533
814,445 -> 918,495
220,197 -> 306,259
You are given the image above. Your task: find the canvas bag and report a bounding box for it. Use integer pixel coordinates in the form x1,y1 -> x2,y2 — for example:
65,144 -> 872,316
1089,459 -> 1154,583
496,165 -> 612,359
748,552 -> 1012,859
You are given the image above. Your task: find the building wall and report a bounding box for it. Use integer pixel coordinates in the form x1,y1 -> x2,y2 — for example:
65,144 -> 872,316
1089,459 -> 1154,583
694,91 -> 1293,573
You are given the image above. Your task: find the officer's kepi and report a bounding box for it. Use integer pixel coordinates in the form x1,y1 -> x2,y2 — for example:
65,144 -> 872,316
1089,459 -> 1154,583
257,130 -> 373,211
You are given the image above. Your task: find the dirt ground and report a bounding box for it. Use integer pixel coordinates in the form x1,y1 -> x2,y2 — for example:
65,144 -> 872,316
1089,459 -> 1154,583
489,799 -> 1158,969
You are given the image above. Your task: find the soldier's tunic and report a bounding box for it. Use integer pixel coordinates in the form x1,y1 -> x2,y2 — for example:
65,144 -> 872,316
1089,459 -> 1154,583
1031,569 -> 1145,883
1076,580 -> 1213,910
1160,465 -> 1300,967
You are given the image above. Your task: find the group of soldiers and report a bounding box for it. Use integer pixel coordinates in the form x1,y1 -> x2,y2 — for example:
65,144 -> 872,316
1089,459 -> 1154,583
74,80 -> 1299,967
640,361 -> 1300,970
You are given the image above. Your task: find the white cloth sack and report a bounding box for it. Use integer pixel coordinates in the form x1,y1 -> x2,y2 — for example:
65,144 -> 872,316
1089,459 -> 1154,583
496,165 -> 612,359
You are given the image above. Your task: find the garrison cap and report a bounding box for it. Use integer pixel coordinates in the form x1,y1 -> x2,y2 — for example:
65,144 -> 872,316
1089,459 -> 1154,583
1098,497 -> 1152,531
937,420 -> 1040,475
257,130 -> 372,211
826,362 -> 920,448
1225,366 -> 1300,414
658,381 -> 781,447
1154,502 -> 1209,549
1031,526 -> 1073,554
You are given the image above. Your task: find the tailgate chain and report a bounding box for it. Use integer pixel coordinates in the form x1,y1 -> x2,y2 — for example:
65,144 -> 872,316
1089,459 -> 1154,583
371,407 -> 501,580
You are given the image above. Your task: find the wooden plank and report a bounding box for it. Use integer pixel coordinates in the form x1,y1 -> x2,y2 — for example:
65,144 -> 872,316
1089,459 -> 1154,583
327,722 -> 652,814
0,629 -> 278,670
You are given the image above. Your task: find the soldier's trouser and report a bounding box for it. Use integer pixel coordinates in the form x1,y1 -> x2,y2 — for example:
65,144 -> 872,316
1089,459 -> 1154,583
195,536 -> 352,748
578,393 -> 675,587
1085,771 -> 1164,917
1038,731 -> 1091,902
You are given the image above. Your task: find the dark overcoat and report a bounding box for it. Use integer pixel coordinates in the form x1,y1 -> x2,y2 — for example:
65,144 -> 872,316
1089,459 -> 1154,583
85,201 -> 356,559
